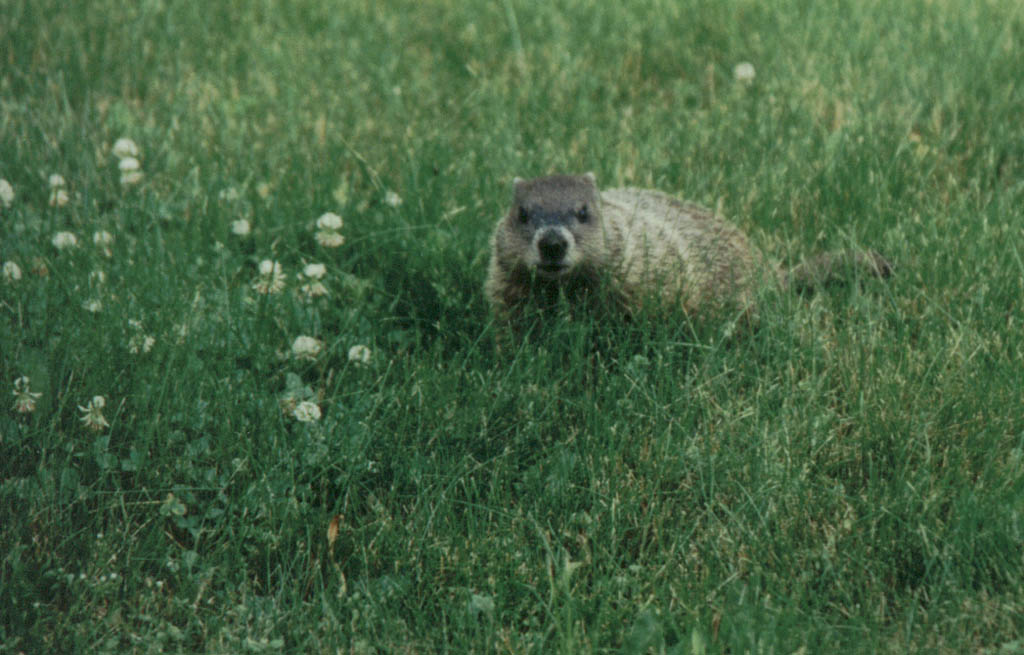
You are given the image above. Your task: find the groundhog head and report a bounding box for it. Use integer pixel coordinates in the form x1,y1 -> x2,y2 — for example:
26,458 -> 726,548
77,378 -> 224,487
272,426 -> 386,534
503,172 -> 603,279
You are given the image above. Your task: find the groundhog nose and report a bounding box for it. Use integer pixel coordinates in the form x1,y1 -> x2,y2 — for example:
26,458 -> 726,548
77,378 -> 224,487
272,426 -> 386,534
538,231 -> 568,261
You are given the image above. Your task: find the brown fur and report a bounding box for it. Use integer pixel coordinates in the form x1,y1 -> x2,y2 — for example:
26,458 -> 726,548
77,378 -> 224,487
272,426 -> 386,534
485,173 -> 890,330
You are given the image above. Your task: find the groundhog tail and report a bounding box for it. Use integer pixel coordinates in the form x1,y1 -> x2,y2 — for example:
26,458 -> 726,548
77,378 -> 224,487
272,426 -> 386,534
783,249 -> 893,293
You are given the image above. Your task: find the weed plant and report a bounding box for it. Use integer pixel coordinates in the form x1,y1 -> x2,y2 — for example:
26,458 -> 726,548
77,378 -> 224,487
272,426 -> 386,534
2,0 -> 1023,652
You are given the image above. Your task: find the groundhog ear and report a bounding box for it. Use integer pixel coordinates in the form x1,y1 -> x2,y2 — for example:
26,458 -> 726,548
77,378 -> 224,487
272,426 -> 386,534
513,176 -> 525,190
583,171 -> 597,184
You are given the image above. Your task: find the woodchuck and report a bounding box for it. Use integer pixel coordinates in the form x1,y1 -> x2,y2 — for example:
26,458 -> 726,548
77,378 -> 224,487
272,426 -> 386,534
485,173 -> 891,330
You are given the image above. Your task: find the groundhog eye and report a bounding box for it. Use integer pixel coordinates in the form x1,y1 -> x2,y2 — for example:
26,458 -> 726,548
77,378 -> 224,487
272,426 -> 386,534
576,206 -> 589,223
518,207 -> 529,224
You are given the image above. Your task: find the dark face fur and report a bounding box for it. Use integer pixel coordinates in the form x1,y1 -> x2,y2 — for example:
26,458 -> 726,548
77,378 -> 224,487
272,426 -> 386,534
507,174 -> 602,279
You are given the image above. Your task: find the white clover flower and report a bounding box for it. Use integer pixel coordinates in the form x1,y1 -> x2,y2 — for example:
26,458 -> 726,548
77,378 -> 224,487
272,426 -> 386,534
231,219 -> 252,236
291,335 -> 323,360
128,333 -> 156,354
297,262 -> 329,300
292,401 -> 322,423
303,263 -> 326,279
347,344 -> 371,365
467,593 -> 496,617
733,62 -> 756,83
82,298 -> 103,313
52,231 -> 79,249
12,376 -> 42,414
118,157 -> 141,172
256,182 -> 272,199
299,281 -> 329,300
172,321 -> 190,344
121,173 -> 144,186
313,212 -> 345,247
259,259 -> 279,276
118,157 -> 144,186
49,188 -> 70,207
219,187 -> 241,201
93,230 -> 115,256
0,179 -> 14,207
79,395 -> 110,432
112,137 -> 140,159
384,190 -> 403,208
127,321 -> 156,354
315,212 -> 343,231
315,230 -> 345,248
2,261 -> 22,282
48,173 -> 67,188
252,259 -> 286,294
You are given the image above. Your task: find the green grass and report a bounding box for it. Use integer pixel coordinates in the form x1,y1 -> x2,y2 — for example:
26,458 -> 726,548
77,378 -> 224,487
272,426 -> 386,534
2,0 -> 1023,652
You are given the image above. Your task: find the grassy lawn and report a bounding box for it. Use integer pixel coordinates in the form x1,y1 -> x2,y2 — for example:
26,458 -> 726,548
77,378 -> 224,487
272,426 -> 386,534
2,0 -> 1023,652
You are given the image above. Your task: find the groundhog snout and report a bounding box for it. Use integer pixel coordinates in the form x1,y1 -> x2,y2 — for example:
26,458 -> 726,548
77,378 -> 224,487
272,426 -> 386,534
531,227 -> 576,276
538,230 -> 568,262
